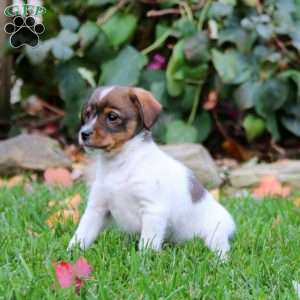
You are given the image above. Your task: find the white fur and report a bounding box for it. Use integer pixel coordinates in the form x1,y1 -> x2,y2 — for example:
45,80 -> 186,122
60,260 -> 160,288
68,132 -> 235,258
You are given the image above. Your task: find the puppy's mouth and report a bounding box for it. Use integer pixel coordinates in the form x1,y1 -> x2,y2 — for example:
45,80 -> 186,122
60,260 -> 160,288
81,142 -> 110,150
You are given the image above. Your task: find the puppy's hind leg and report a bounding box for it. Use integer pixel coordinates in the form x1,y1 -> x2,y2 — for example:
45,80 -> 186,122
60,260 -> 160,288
204,222 -> 234,260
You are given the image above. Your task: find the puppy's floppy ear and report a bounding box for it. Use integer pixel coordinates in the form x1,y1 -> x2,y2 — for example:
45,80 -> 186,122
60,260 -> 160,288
130,87 -> 162,129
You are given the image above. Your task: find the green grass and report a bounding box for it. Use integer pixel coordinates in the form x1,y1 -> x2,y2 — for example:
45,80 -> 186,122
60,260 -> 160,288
0,183 -> 300,299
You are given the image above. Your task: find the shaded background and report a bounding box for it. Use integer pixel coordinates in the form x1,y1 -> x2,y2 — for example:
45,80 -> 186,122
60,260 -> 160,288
1,0 -> 300,161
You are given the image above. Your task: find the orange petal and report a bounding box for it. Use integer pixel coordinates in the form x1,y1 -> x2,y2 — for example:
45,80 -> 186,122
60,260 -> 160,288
294,197 -> 300,207
67,194 -> 81,209
44,168 -> 73,187
253,175 -> 290,198
7,175 -> 25,188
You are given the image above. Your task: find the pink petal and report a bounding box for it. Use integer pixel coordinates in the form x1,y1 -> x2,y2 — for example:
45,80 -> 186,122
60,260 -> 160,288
147,54 -> 166,70
153,54 -> 166,64
74,257 -> 92,278
54,261 -> 74,288
147,62 -> 162,70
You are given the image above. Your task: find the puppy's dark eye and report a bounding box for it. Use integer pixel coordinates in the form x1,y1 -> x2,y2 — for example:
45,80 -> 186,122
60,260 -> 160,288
107,112 -> 119,122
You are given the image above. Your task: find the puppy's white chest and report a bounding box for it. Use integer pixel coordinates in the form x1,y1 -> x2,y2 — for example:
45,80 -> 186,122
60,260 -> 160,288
104,180 -> 142,233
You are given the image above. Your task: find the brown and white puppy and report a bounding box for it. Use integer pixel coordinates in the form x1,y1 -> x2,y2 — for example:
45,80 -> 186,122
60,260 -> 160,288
69,86 -> 235,259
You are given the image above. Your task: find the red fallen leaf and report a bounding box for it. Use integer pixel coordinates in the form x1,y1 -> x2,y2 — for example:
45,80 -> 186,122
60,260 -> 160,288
43,122 -> 59,135
253,175 -> 290,198
223,138 -> 254,161
44,168 -> 73,187
53,257 -> 92,294
54,261 -> 74,288
74,257 -> 92,278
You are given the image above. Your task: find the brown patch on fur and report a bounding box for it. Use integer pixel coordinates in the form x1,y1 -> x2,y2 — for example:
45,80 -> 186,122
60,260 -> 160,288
130,88 -> 162,129
188,170 -> 205,203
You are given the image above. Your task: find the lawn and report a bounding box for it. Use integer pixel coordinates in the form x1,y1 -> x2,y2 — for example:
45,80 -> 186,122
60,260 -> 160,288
0,183 -> 299,299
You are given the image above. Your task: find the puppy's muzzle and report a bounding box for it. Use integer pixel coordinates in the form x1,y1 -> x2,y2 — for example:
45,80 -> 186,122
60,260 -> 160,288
81,128 -> 92,142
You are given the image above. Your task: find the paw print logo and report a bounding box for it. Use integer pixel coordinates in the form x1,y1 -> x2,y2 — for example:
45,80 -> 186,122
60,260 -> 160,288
4,16 -> 45,48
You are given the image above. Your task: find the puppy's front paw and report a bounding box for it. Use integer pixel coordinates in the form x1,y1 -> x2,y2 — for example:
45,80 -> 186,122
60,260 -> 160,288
138,238 -> 162,251
67,235 -> 87,251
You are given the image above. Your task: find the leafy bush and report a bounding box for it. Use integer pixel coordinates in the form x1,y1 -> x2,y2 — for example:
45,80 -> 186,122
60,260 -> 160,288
12,0 -> 300,143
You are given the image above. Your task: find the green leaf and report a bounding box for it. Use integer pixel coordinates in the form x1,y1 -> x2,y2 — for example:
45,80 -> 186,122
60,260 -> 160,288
52,42 -> 74,61
220,0 -> 236,5
56,62 -> 86,101
166,40 -> 208,97
57,30 -> 79,47
241,0 -> 256,7
155,23 -> 170,40
211,49 -> 252,84
256,23 -> 274,40
101,13 -> 137,48
165,120 -> 198,143
166,41 -> 185,96
266,115 -> 280,141
181,85 -> 197,111
194,111 -> 212,142
59,15 -> 79,31
218,27 -> 256,52
85,30 -> 114,64
100,46 -> 147,86
254,79 -> 289,118
56,62 -> 91,135
87,0 -> 116,6
25,40 -> 53,64
281,115 -> 300,137
79,21 -> 100,48
184,32 -> 210,64
78,67 -> 96,87
173,17 -> 197,37
279,70 -> 300,99
140,69 -> 166,89
289,22 -> 300,51
234,81 -> 259,110
150,81 -> 166,106
208,2 -> 233,18
183,64 -> 208,81
283,101 -> 300,118
243,114 -> 266,141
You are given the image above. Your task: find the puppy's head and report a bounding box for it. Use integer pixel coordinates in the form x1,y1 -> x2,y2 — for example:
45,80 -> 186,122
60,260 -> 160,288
79,86 -> 162,153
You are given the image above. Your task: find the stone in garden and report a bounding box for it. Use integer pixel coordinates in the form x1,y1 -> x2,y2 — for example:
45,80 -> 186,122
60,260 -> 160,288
160,144 -> 222,189
229,159 -> 300,189
0,133 -> 71,175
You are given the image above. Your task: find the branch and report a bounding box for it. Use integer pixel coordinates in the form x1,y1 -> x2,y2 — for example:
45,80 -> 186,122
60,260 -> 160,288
97,0 -> 129,25
146,1 -> 205,17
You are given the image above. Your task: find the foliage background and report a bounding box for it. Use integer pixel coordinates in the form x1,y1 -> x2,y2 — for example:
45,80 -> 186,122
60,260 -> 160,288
8,0 -> 300,148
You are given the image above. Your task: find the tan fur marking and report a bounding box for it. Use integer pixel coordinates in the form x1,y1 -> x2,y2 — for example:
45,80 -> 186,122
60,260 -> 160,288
130,88 -> 162,129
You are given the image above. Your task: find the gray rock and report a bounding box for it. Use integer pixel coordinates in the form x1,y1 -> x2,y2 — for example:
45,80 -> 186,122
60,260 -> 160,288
160,144 -> 222,189
229,159 -> 300,189
0,134 -> 71,175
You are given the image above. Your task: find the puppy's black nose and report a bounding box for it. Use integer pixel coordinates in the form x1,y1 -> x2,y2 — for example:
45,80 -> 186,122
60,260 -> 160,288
81,129 -> 92,142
